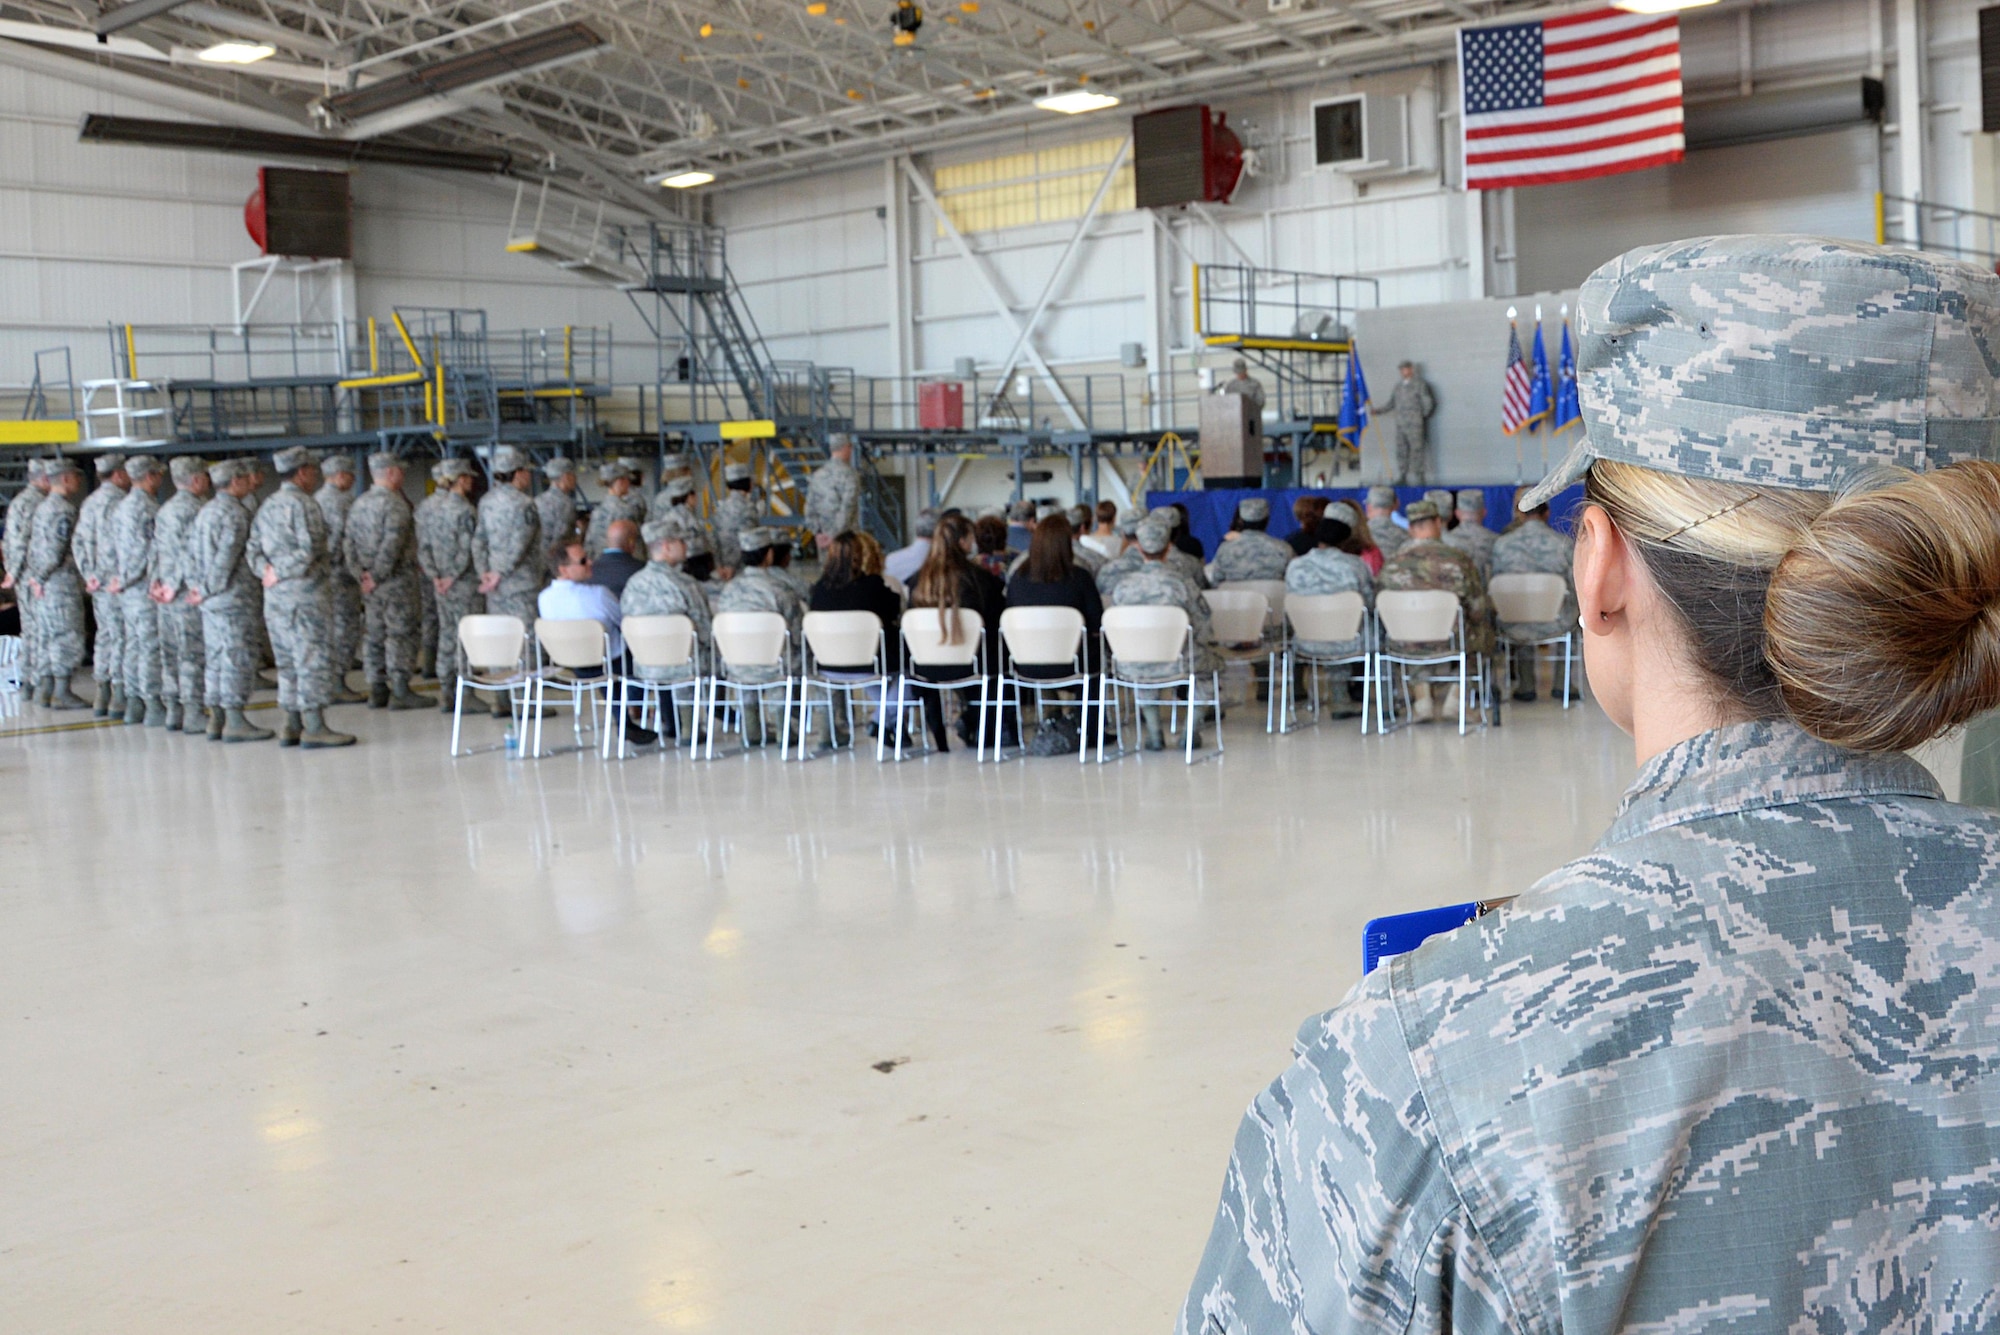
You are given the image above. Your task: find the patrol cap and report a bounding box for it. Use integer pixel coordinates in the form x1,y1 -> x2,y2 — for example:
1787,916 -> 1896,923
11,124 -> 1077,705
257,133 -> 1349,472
598,460 -> 637,485
272,446 -> 319,474
1232,357 -> 1248,373
368,451 -> 404,477
543,455 -> 575,479
47,457 -> 82,479
1522,234 -> 2000,510
682,531 -> 711,559
1456,488 -> 1486,513
827,432 -> 854,450
1238,497 -> 1269,523
1313,515 -> 1353,547
1365,485 -> 1398,508
321,453 -> 356,477
434,457 -> 476,483
490,445 -> 532,476
723,461 -> 753,484
207,458 -> 242,484
1405,499 -> 1442,522
25,458 -> 48,481
94,452 -> 126,477
1327,500 -> 1362,528
663,476 -> 695,500
738,525 -> 776,553
1423,488 -> 1454,514
1149,505 -> 1182,530
640,518 -> 680,547
125,455 -> 163,481
1136,516 -> 1170,555
659,452 -> 689,474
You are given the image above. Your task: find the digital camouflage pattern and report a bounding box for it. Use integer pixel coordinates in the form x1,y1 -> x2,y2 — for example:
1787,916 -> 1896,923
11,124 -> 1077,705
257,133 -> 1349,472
1442,518 -> 1497,577
318,477 -> 363,684
583,487 -> 647,555
711,490 -> 757,571
473,484 -> 544,625
1108,561 -> 1219,682
151,483 -> 207,707
1181,720 -> 2000,1335
1167,544 -> 1211,592
1284,547 -> 1374,658
416,486 -> 481,686
1526,235 -> 2000,509
110,484 -> 162,702
1379,537 -> 1493,657
25,490 -> 84,679
74,477 -> 129,683
650,498 -> 711,554
714,567 -> 801,685
1095,545 -> 1144,600
190,488 -> 258,708
536,483 -> 579,550
6,477 -> 44,682
1491,516 -> 1576,642
621,561 -> 712,682
1382,373 -> 1435,485
248,481 -> 334,712
344,483 -> 421,684
1212,529 -> 1294,584
803,456 -> 858,537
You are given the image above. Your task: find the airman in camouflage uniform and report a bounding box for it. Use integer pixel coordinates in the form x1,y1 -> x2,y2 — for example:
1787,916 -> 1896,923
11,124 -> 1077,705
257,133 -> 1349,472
1095,525 -> 1144,600
1285,517 -> 1374,658
1153,506 -> 1211,591
1211,496 -> 1293,583
1441,487 -> 1498,575
74,452 -> 131,716
149,456 -> 209,731
188,459 -> 266,740
315,454 -> 366,703
714,526 -> 802,743
474,445 -> 544,717
417,457 -> 482,710
583,459 -> 648,555
1422,487 -> 1456,524
248,447 -> 354,748
537,455 -> 581,549
1362,485 -> 1406,559
1380,359 -> 1434,485
711,461 -> 758,576
651,475 -> 709,550
108,455 -> 167,725
1378,499 -> 1494,717
1184,236 -> 2000,1335
344,452 -> 425,710
1108,516 -> 1219,751
23,459 -> 89,708
1490,498 -> 1577,702
4,457 -> 50,687
623,521 -> 713,741
803,435 -> 859,549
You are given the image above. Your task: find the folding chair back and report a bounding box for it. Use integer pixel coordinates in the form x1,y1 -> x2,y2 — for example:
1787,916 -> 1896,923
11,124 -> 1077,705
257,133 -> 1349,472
1219,579 -> 1287,618
902,607 -> 984,667
459,614 -> 526,674
1287,592 -> 1365,645
802,611 -> 883,669
1376,590 -> 1460,644
624,615 -> 697,672
1102,605 -> 1190,667
1201,590 -> 1268,647
536,618 -> 608,671
1488,572 -> 1567,626
712,611 -> 789,670
999,605 -> 1084,666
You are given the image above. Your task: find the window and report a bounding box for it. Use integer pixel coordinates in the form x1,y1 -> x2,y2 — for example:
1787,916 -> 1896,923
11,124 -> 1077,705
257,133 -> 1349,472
1313,98 -> 1365,166
933,136 -> 1134,235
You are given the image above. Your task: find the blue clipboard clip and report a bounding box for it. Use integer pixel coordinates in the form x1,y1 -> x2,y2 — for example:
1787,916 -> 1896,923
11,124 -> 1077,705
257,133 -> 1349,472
1363,898 -> 1515,973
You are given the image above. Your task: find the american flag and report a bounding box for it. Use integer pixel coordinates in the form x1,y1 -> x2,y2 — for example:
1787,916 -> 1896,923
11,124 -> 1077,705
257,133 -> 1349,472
1459,8 -> 1685,190
1500,322 -> 1535,436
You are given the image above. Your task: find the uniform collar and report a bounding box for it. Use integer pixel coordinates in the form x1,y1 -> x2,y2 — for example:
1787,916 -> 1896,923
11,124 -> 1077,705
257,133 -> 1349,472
1602,719 -> 1943,846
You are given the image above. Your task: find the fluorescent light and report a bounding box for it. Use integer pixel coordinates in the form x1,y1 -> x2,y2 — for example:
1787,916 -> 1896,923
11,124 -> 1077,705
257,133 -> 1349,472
198,41 -> 275,63
1034,89 -> 1120,115
660,170 -> 715,188
1610,0 -> 1716,12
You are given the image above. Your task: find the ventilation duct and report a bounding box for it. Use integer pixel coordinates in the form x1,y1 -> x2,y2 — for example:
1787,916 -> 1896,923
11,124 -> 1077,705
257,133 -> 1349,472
77,114 -> 514,173
1683,78 -> 1885,152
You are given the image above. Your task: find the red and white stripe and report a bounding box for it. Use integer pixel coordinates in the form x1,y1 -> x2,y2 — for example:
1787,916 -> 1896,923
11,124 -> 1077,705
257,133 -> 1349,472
1463,8 -> 1685,191
1500,329 -> 1535,435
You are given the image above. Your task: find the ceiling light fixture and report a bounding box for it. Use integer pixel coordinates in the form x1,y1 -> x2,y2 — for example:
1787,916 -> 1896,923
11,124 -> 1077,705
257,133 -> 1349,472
197,41 -> 276,63
661,169 -> 715,188
1034,89 -> 1119,115
1609,0 -> 1716,12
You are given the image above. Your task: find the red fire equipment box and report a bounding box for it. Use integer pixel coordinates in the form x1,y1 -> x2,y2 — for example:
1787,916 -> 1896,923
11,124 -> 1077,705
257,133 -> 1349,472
919,381 -> 964,430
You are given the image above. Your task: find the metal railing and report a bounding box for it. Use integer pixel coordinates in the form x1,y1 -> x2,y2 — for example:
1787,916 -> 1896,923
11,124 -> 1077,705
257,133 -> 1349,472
1877,192 -> 2000,268
1194,264 -> 1380,345
111,322 -> 351,384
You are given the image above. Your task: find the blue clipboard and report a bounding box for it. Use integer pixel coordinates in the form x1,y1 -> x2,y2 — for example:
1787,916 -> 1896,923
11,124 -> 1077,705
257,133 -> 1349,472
1363,899 -> 1514,973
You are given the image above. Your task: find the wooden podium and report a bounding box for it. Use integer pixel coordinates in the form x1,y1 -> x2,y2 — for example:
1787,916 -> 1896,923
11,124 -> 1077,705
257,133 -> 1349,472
1199,392 -> 1263,488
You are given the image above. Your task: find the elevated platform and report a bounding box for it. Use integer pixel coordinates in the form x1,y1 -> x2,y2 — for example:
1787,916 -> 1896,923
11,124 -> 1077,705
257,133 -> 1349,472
1201,334 -> 1352,355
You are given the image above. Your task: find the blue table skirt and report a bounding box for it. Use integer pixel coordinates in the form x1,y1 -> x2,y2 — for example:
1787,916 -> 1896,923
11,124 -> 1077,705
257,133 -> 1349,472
1149,483 -> 1585,559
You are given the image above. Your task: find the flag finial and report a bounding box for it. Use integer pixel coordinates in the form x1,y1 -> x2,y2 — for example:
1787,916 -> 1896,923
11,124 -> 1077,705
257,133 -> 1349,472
1507,305 -> 1517,319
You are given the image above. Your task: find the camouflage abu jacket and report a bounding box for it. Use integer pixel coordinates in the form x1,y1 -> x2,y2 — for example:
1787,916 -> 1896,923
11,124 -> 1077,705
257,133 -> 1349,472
1180,719 -> 2000,1335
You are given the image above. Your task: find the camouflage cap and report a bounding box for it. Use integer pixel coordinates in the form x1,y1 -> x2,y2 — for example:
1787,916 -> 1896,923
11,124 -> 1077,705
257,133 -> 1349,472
47,457 -> 82,479
1456,488 -> 1486,512
659,452 -> 690,473
723,461 -> 753,483
738,525 -> 776,553
1238,497 -> 1270,523
1327,500 -> 1362,528
434,457 -> 476,483
543,455 -> 575,479
124,455 -> 163,480
1136,516 -> 1171,555
1365,485 -> 1398,508
490,445 -> 532,476
1149,505 -> 1182,530
1423,488 -> 1455,514
663,476 -> 696,500
827,432 -> 854,450
640,518 -> 680,547
1523,235 -> 2000,510
367,451 -> 404,476
94,452 -> 126,477
25,457 -> 48,481
168,456 -> 207,485
1405,499 -> 1442,522
321,453 -> 356,477
207,458 -> 242,484
598,460 -> 638,485
272,446 -> 319,474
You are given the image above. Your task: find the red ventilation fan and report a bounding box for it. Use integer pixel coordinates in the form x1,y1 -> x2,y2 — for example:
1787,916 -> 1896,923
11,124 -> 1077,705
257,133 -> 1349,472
1133,104 -> 1245,208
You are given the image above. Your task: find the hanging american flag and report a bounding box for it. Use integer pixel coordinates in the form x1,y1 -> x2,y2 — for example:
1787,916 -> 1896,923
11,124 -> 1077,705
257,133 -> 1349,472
1459,8 -> 1685,190
1500,320 -> 1535,436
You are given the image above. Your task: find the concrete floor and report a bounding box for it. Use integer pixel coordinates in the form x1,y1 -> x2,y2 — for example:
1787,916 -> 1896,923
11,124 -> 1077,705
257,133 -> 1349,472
0,690 -> 1635,1333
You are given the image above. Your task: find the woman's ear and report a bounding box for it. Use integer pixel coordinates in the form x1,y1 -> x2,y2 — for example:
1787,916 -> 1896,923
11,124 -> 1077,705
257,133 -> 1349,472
1574,504 -> 1632,638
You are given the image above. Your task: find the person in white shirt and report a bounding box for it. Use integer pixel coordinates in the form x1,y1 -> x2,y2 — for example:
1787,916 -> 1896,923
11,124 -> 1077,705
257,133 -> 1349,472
537,540 -> 626,663
884,507 -> 937,586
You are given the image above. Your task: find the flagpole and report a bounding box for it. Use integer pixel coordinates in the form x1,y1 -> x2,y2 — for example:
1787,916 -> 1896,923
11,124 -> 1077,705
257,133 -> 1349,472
1536,304 -> 1549,475
1508,307 -> 1523,484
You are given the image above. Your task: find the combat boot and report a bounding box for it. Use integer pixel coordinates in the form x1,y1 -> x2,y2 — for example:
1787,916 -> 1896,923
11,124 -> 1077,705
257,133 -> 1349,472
144,697 -> 167,727
280,711 -> 303,746
221,707 -> 274,742
124,693 -> 146,725
205,706 -> 225,741
328,673 -> 369,705
92,679 -> 112,717
299,709 -> 356,748
387,673 -> 426,710
36,676 -> 53,707
49,677 -> 90,710
368,681 -> 390,708
109,685 -> 127,719
163,700 -> 183,731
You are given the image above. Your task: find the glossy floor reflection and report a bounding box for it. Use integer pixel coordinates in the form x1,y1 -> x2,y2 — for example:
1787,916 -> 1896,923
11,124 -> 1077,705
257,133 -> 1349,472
1,695 -> 1635,1333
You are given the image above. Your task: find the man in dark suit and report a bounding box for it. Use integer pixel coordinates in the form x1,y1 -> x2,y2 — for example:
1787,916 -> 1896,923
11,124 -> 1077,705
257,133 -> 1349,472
589,518 -> 645,598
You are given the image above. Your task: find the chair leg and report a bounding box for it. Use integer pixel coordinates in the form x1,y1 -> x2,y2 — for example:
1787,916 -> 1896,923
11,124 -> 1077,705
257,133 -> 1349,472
1458,655 -> 1468,735
450,677 -> 464,755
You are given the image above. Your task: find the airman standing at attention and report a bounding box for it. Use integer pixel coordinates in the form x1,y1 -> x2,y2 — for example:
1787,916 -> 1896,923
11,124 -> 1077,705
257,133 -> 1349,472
652,475 -> 709,550
149,456 -> 209,731
417,457 -> 482,710
1211,497 -> 1294,583
74,452 -> 131,717
584,458 -> 647,554
1381,358 -> 1435,485
711,461 -> 757,577
187,459 -> 266,741
537,455 -> 580,548
3,457 -> 50,689
1442,487 -> 1499,576
315,454 -> 367,703
803,434 -> 859,554
248,447 -> 354,749
473,445 -> 544,717
343,452 -> 425,710
23,458 -> 90,709
108,455 -> 168,725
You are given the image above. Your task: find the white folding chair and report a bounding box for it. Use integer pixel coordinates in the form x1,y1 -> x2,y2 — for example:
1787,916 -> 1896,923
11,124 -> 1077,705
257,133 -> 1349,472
450,614 -> 534,757
530,618 -> 616,758
1202,589 -> 1279,733
0,634 -> 20,719
995,605 -> 1091,763
1374,590 -> 1491,735
614,614 -> 704,759
1099,605 -> 1223,764
1281,591 -> 1372,734
891,607 -> 989,760
1488,572 -> 1577,707
706,611 -> 797,758
798,610 -> 890,760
